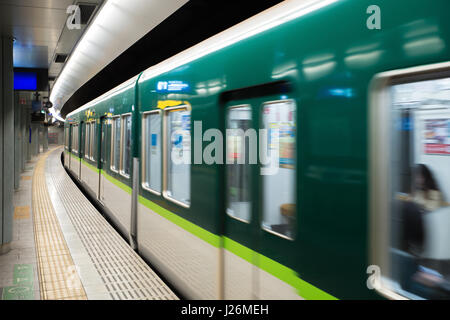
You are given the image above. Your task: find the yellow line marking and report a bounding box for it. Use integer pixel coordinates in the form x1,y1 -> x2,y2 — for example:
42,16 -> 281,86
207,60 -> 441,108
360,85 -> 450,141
21,176 -> 32,181
32,147 -> 87,300
14,206 -> 30,220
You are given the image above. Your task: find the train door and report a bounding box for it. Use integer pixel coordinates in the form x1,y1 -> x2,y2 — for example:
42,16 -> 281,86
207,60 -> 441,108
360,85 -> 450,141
99,116 -> 107,203
223,91 -> 299,299
223,100 -> 258,299
256,97 -> 298,299
370,66 -> 450,300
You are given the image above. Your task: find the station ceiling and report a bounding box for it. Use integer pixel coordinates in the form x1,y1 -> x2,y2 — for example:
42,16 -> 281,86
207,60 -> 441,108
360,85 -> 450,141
0,0 -> 103,85
1,0 -> 188,105
0,0 -> 283,118
1,0 -> 74,70
59,0 -> 283,118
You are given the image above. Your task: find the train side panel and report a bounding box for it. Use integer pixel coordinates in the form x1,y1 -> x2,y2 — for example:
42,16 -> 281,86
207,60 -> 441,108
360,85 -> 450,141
61,0 -> 450,300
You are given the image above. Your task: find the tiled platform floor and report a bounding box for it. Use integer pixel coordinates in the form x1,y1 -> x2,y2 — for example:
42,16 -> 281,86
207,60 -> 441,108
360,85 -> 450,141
0,154 -> 40,300
0,146 -> 177,300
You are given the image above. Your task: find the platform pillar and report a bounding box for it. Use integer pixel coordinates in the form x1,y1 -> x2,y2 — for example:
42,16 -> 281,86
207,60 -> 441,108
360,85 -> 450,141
14,92 -> 21,190
0,36 -> 14,251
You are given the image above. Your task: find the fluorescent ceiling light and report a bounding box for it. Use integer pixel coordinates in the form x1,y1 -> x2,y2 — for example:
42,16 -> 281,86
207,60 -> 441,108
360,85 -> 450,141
50,0 -> 188,115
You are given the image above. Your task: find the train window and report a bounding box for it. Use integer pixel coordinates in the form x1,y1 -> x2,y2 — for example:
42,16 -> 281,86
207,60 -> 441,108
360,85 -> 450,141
72,124 -> 79,154
90,121 -> 96,161
143,111 -> 161,193
76,125 -> 79,153
111,117 -> 121,172
261,100 -> 296,240
226,105 -> 252,223
85,122 -> 90,158
121,114 -> 132,177
371,69 -> 450,300
65,127 -> 69,149
164,107 -> 191,207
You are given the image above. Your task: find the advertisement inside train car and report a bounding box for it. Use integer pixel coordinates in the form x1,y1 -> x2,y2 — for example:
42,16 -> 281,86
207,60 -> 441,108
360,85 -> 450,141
423,119 -> 450,155
264,101 -> 296,169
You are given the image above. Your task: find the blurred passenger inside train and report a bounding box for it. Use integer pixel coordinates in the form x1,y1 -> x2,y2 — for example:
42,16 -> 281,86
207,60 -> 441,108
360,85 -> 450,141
398,164 -> 450,298
412,164 -> 446,212
400,164 -> 446,256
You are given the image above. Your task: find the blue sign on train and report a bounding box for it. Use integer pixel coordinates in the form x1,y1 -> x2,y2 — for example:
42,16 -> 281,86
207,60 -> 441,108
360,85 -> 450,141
151,134 -> 158,146
156,80 -> 190,93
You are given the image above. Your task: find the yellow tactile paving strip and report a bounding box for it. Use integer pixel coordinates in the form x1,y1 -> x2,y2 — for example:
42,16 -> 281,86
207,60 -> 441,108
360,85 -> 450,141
32,148 -> 87,300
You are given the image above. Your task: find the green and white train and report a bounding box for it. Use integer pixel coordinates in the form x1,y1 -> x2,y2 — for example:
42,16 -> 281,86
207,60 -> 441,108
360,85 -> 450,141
63,0 -> 450,299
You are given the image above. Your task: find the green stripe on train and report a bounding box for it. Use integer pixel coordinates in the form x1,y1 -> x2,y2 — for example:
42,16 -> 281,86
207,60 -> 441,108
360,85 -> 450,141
138,196 -> 337,300
81,158 -> 99,173
102,171 -> 132,195
77,155 -> 132,194
138,196 -> 220,248
222,237 -> 337,300
77,155 -> 336,300
69,152 -> 80,160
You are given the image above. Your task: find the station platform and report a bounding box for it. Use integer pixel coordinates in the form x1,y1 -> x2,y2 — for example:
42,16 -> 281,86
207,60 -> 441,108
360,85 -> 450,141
0,146 -> 178,300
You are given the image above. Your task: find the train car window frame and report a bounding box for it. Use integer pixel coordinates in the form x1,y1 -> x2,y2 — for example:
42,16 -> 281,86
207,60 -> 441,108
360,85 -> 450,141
162,105 -> 191,208
260,99 -> 297,241
142,110 -> 162,196
110,116 -> 121,173
226,104 -> 253,224
120,113 -> 132,179
370,61 -> 450,300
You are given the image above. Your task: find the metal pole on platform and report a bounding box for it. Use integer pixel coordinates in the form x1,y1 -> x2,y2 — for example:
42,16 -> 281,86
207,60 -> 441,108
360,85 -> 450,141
43,125 -> 48,151
31,123 -> 39,156
38,125 -> 43,153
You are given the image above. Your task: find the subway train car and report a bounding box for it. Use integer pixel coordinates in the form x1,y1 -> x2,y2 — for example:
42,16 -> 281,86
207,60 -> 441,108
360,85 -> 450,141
63,0 -> 450,299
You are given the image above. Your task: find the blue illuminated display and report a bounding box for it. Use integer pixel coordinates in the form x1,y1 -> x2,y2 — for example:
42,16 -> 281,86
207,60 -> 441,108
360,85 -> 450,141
319,87 -> 355,99
156,80 -> 190,93
14,72 -> 37,90
327,88 -> 354,98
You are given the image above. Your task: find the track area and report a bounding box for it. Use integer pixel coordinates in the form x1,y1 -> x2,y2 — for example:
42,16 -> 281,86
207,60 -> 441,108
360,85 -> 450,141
33,146 -> 178,300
